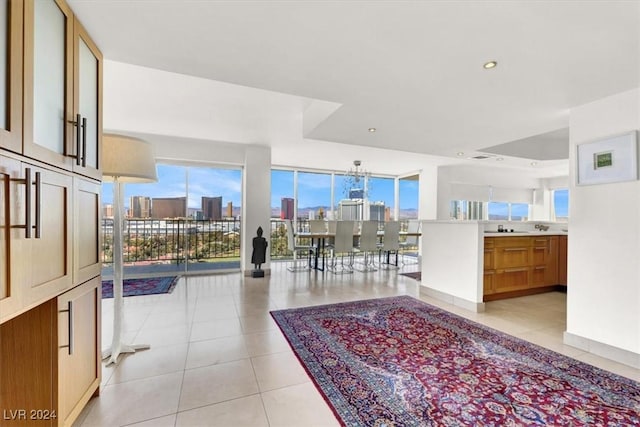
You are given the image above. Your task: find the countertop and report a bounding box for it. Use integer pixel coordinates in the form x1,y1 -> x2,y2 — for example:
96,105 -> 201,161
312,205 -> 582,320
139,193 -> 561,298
484,231 -> 568,237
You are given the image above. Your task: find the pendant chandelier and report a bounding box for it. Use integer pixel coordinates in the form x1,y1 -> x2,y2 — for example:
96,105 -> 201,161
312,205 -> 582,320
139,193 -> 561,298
343,160 -> 371,200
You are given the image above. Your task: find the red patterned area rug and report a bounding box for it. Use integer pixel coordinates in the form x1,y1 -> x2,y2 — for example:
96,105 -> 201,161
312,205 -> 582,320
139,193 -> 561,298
271,296 -> 640,426
101,276 -> 179,299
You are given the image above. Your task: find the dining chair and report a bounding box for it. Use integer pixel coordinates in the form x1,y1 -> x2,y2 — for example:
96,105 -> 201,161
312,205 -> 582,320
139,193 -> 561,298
309,219 -> 327,234
354,220 -> 378,272
400,219 -> 420,266
378,221 -> 400,269
329,220 -> 354,274
284,219 -> 314,272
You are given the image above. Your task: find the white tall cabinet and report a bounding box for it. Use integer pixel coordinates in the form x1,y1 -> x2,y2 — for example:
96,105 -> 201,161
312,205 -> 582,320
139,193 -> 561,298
0,1 -> 102,426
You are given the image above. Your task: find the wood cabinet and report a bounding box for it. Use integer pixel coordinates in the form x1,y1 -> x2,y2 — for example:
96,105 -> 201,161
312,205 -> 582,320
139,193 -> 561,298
0,156 -> 74,323
19,0 -> 102,179
73,177 -> 101,286
0,1 -> 102,425
57,277 -> 101,427
0,279 -> 100,427
484,235 -> 566,301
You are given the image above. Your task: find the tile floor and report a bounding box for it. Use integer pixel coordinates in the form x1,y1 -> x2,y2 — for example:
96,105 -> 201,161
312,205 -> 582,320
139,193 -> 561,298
75,262 -> 640,426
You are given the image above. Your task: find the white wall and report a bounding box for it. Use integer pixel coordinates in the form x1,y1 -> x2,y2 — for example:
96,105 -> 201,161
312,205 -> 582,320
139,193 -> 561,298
421,221 -> 484,311
567,88 -> 640,358
436,164 -> 544,220
242,146 -> 272,275
419,165 -> 438,219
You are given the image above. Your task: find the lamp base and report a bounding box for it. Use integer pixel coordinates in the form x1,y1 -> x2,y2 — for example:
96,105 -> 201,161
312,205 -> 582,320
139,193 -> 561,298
102,343 -> 151,366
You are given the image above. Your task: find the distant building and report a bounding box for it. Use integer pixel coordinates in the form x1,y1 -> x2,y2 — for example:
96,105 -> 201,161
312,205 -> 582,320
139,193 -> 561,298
281,197 -> 294,220
369,202 -> 385,222
129,196 -> 152,218
385,207 -> 391,222
152,197 -> 186,218
103,204 -> 114,218
339,199 -> 363,220
226,202 -> 233,218
202,196 -> 223,220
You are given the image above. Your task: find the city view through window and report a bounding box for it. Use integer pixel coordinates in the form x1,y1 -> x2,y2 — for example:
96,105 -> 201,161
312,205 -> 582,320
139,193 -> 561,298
101,164 -> 420,272
100,163 -> 565,273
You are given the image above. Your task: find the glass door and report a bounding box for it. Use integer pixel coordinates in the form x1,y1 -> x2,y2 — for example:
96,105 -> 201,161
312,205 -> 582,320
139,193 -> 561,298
23,0 -> 73,168
0,0 -> 22,153
73,21 -> 102,179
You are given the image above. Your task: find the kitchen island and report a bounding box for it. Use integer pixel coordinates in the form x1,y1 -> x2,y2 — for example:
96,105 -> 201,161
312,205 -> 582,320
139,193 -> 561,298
419,221 -> 567,311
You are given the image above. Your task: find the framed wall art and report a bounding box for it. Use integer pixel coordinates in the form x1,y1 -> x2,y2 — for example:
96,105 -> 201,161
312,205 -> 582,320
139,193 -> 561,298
576,131 -> 638,185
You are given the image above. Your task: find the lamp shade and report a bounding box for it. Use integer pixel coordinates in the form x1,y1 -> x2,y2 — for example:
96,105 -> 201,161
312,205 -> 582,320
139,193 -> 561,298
102,134 -> 158,183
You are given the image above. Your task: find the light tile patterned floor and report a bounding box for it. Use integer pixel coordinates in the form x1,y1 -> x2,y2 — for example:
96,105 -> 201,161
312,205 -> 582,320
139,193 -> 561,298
75,262 -> 639,426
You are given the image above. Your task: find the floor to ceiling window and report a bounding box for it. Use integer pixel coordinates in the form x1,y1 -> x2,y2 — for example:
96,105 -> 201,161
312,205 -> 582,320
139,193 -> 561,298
297,171 -> 332,220
399,175 -> 419,219
102,163 -> 242,276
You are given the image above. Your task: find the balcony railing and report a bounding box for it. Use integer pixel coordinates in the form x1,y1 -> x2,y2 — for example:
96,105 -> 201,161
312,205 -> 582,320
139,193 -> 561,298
101,218 -> 412,267
101,218 -> 242,266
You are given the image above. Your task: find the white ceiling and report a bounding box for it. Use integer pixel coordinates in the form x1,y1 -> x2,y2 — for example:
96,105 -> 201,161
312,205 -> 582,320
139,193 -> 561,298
69,0 -> 640,176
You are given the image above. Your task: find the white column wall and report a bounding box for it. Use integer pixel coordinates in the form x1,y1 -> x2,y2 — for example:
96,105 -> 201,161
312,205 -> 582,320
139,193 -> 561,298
419,165 -> 438,219
566,88 -> 640,361
242,146 -> 272,275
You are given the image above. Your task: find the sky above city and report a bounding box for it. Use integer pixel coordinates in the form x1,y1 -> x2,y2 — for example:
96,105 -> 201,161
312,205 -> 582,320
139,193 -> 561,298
101,163 -> 567,217
103,164 -> 419,210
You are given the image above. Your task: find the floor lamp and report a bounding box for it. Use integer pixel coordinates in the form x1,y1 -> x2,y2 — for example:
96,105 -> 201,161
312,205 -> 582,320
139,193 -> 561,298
102,134 -> 157,365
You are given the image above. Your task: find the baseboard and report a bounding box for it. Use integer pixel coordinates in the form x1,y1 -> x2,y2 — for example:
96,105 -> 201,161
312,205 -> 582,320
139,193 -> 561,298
420,286 -> 485,313
563,331 -> 640,369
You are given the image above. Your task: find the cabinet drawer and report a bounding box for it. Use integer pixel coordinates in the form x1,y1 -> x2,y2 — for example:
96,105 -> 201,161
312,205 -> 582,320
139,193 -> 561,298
495,268 -> 529,292
494,237 -> 531,247
484,249 -> 495,269
495,247 -> 530,268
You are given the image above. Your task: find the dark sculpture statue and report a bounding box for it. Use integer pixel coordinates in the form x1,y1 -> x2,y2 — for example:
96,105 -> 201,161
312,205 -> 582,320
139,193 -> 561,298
251,226 -> 268,277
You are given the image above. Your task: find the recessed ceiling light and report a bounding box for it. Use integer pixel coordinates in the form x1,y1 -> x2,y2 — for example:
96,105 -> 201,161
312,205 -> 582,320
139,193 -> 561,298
496,157 -> 504,161
531,161 -> 538,166
456,152 -> 464,156
368,128 -> 376,133
483,61 -> 498,69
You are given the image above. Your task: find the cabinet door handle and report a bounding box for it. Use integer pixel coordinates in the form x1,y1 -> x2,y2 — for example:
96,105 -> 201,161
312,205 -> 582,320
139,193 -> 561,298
67,114 -> 82,165
534,266 -> 546,270
81,117 -> 87,167
504,247 -> 527,252
34,172 -> 41,238
504,267 -> 528,273
75,113 -> 82,166
24,167 -> 31,238
59,301 -> 74,355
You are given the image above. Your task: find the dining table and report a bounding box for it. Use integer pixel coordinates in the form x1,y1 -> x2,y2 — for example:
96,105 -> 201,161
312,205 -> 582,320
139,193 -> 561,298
295,230 -> 421,271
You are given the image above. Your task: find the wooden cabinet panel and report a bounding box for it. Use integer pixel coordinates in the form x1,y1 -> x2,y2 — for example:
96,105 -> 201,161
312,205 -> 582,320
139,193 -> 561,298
558,236 -> 567,286
0,156 -> 22,322
57,277 -> 100,427
483,270 -> 495,295
0,299 -> 57,427
484,235 -> 566,300
71,20 -> 103,180
495,267 -> 529,293
73,178 -> 101,285
0,0 -> 23,153
22,163 -> 73,306
495,246 -> 529,269
22,0 -> 74,169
